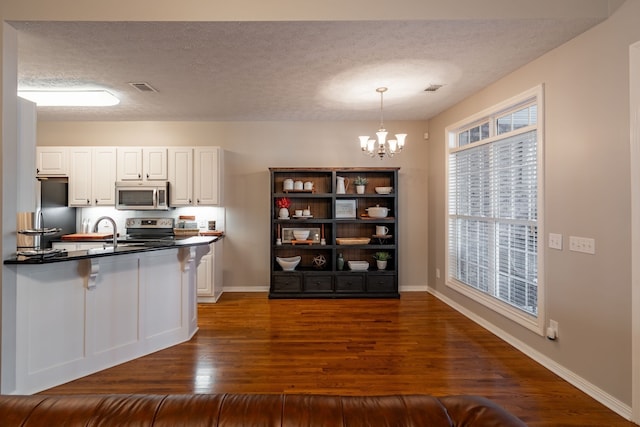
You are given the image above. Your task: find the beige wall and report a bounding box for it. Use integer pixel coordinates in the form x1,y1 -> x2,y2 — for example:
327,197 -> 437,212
428,0 -> 640,406
36,120 -> 429,291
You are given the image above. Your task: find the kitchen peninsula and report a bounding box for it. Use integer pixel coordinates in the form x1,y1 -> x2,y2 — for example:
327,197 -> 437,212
3,235 -> 220,394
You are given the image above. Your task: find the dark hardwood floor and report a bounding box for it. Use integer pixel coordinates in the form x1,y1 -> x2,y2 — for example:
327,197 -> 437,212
43,292 -> 633,426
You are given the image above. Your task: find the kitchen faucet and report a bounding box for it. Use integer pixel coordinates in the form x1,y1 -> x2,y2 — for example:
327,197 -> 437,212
93,216 -> 118,250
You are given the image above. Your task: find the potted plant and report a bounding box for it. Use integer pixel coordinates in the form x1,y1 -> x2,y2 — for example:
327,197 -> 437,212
354,176 -> 368,194
373,251 -> 391,270
276,197 -> 291,219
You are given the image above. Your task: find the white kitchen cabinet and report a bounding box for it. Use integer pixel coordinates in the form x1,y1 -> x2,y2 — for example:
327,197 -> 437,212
117,147 -> 167,181
197,239 -> 223,302
194,147 -> 223,206
69,147 -> 116,207
36,147 -> 69,176
168,147 -> 194,206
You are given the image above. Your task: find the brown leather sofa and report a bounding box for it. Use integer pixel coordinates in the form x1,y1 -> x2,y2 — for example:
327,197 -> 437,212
0,393 -> 527,426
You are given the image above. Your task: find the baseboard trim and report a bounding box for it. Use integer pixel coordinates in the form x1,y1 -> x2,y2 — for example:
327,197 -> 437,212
222,286 -> 269,292
427,287 -> 632,421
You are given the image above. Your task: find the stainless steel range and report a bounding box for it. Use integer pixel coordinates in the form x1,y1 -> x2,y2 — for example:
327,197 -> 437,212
123,217 -> 175,242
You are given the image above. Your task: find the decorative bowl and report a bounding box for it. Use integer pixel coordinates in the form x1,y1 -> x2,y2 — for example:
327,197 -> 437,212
375,186 -> 393,194
366,205 -> 389,218
348,260 -> 370,271
276,256 -> 301,271
293,229 -> 310,240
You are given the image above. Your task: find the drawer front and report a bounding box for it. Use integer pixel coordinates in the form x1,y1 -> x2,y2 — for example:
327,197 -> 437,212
272,274 -> 302,293
335,275 -> 365,292
304,275 -> 333,292
367,275 -> 396,293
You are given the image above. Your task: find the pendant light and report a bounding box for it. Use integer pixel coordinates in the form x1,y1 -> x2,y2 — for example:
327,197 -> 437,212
359,87 -> 406,159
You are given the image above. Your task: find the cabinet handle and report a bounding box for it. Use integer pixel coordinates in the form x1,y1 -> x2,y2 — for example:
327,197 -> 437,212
138,173 -> 142,178
95,199 -> 98,204
146,173 -> 149,179
188,199 -> 192,204
86,199 -> 90,205
36,168 -> 40,174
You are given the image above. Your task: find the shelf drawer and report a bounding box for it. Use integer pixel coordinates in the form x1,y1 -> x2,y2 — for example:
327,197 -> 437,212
304,275 -> 333,292
367,275 -> 396,292
335,274 -> 365,292
271,274 -> 302,293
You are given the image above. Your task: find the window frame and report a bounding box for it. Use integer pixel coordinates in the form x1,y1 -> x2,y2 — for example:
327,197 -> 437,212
444,85 -> 545,335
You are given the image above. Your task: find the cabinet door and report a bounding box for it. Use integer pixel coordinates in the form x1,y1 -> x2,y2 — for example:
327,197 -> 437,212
168,147 -> 193,206
117,148 -> 143,181
194,147 -> 222,206
68,148 -> 93,206
196,251 -> 213,296
92,147 -> 117,205
144,147 -> 168,181
36,147 -> 68,176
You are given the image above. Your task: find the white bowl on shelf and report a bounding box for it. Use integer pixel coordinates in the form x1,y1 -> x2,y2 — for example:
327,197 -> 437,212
348,260 -> 370,271
293,230 -> 310,240
276,256 -> 301,271
375,187 -> 393,194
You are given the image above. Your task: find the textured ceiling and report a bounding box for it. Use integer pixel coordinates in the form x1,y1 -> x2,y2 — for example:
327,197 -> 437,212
12,18 -> 604,122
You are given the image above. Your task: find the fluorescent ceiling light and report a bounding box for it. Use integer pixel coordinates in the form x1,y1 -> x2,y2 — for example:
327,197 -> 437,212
18,90 -> 120,107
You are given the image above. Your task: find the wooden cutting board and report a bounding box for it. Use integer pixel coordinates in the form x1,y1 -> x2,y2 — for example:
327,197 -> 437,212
61,233 -> 113,240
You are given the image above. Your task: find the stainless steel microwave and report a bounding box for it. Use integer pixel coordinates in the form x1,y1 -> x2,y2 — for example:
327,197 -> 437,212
115,181 -> 170,210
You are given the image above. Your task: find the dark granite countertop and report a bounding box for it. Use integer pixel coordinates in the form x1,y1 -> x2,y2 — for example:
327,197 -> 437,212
4,236 -> 222,265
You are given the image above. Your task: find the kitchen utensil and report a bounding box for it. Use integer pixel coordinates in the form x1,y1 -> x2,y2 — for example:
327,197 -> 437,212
293,229 -> 310,240
336,176 -> 349,194
375,186 -> 393,194
366,205 -> 389,218
376,225 -> 389,235
276,256 -> 301,271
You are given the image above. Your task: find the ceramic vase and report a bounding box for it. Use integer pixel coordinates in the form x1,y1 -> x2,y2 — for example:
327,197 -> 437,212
376,260 -> 387,270
278,207 -> 289,219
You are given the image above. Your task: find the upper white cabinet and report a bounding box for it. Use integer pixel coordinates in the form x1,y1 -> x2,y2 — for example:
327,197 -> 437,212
117,147 -> 167,181
36,147 -> 69,176
168,147 -> 223,207
194,147 -> 223,206
168,147 -> 194,206
69,147 -> 117,207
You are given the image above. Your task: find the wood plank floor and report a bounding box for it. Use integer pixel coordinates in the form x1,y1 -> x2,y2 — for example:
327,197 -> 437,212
43,292 -> 633,426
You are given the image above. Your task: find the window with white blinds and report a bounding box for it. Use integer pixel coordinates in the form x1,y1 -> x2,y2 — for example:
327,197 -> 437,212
446,87 -> 542,331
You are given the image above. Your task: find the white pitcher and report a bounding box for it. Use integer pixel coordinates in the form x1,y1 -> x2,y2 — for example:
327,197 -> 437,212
336,176 -> 349,194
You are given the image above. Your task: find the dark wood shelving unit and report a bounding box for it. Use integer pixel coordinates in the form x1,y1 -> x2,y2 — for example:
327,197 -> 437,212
269,167 -> 399,298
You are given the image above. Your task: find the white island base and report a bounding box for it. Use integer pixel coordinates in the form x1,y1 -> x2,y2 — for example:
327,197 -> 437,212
6,246 -> 201,394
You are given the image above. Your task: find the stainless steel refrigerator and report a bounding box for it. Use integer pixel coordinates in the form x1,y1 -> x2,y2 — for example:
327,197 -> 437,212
35,177 -> 77,248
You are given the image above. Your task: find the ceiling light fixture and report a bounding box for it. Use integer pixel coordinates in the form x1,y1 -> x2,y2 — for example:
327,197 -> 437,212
359,87 -> 406,160
18,90 -> 120,107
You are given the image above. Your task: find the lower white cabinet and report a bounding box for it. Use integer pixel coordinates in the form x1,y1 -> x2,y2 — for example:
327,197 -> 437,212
10,247 -> 198,394
196,239 -> 223,302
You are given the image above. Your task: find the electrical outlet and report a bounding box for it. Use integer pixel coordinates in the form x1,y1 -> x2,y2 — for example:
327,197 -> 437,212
436,268 -> 441,279
548,233 -> 562,250
569,236 -> 596,254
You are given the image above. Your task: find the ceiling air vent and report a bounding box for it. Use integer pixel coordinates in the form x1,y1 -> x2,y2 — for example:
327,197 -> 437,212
424,84 -> 443,92
128,82 -> 158,93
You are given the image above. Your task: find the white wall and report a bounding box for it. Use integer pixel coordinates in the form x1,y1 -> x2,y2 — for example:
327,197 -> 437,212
37,120 -> 429,291
428,0 -> 640,408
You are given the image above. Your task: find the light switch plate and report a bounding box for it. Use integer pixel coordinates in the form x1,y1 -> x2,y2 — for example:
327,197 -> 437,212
548,233 -> 562,250
569,236 -> 596,254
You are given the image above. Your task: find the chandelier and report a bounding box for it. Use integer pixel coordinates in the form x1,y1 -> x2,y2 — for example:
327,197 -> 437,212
359,87 -> 407,159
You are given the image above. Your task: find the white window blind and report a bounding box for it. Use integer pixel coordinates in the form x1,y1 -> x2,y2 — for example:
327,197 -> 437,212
448,129 -> 538,316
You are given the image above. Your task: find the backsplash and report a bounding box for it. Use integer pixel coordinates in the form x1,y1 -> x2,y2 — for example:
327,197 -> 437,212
80,206 -> 225,235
